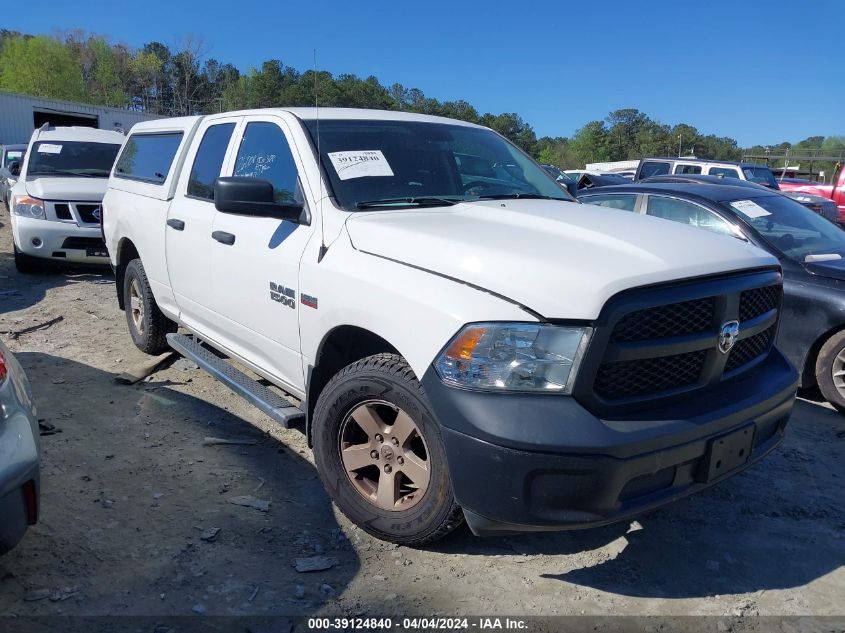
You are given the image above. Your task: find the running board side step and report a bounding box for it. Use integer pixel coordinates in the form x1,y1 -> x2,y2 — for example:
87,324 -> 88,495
166,333 -> 305,428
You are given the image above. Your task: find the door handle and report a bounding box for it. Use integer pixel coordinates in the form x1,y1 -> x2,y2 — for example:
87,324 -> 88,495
212,231 -> 236,245
167,218 -> 185,231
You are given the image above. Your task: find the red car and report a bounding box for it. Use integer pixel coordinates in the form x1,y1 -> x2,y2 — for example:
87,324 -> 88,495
778,164 -> 845,222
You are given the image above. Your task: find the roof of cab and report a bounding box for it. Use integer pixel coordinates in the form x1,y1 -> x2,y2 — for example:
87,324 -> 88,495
127,108 -> 487,134
32,126 -> 125,144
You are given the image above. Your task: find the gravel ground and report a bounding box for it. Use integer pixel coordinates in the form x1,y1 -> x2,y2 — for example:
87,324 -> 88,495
0,203 -> 843,620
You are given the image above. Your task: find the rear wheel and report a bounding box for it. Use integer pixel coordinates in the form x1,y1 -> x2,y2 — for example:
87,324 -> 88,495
815,330 -> 845,414
123,258 -> 176,354
13,245 -> 43,274
312,353 -> 464,545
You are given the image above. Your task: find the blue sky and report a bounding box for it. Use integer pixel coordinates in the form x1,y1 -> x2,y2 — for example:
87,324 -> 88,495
7,0 -> 843,146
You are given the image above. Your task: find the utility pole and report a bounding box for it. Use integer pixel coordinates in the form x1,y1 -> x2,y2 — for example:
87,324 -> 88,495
678,134 -> 682,158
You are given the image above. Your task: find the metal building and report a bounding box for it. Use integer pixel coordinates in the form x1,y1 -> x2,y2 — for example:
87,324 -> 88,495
0,91 -> 159,144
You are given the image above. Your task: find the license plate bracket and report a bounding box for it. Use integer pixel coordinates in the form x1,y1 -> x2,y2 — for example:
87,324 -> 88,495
703,424 -> 755,482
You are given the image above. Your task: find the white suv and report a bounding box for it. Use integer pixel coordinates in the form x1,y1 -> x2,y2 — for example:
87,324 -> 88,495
9,126 -> 124,273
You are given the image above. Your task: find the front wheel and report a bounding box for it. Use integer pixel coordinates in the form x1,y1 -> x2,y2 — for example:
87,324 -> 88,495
123,258 -> 176,355
815,330 -> 845,414
312,353 -> 464,545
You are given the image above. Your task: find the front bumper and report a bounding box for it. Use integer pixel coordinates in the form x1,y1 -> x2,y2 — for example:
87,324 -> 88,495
0,347 -> 40,554
12,215 -> 108,264
422,348 -> 797,536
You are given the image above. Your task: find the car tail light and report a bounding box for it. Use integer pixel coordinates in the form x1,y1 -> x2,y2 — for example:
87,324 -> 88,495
0,349 -> 7,382
22,480 -> 38,524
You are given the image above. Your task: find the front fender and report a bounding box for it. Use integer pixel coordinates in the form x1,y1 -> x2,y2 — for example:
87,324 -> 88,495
298,241 -> 535,382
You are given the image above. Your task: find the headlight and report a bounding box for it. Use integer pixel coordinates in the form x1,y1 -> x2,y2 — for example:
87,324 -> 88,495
435,323 -> 591,394
13,195 -> 45,219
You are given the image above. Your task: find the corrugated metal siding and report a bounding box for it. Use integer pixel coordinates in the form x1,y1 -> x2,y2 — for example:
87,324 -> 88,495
0,91 -> 160,144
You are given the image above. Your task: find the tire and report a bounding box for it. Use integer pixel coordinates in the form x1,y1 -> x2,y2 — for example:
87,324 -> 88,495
312,353 -> 464,545
14,245 -> 43,274
123,258 -> 176,355
815,329 -> 845,414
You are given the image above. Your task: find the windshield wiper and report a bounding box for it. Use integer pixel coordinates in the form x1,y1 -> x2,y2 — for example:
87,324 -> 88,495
355,196 -> 463,209
475,193 -> 562,201
29,169 -> 105,178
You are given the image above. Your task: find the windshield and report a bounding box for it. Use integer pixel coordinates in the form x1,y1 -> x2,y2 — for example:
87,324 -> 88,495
28,141 -> 121,177
303,119 -> 571,210
728,194 -> 845,262
742,166 -> 778,189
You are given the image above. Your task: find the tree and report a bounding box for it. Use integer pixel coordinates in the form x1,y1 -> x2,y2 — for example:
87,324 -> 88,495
0,35 -> 86,101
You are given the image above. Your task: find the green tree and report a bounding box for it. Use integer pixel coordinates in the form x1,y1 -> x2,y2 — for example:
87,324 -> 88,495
0,34 -> 86,101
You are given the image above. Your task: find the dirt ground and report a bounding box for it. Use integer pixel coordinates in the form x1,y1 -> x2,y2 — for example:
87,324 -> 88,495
0,203 -> 843,621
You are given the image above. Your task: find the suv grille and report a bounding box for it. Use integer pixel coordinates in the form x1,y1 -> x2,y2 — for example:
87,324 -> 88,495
585,272 -> 782,407
77,204 -> 102,224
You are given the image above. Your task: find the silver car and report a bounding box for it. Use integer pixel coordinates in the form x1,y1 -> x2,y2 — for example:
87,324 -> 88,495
0,144 -> 27,208
0,339 -> 40,554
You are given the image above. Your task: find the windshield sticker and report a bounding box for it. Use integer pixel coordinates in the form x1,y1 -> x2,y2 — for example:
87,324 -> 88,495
328,150 -> 394,180
730,200 -> 771,218
7,151 -> 22,159
37,143 -> 63,154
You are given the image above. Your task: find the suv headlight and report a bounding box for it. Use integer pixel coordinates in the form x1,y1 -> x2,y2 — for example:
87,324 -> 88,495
12,195 -> 45,220
434,323 -> 591,394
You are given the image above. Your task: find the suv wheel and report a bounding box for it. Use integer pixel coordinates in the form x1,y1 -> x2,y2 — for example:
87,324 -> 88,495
312,353 -> 464,545
14,245 -> 43,274
815,330 -> 845,414
123,258 -> 176,355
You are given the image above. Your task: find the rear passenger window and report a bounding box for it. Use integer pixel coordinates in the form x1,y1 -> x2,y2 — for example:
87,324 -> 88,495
639,161 -> 670,179
581,194 -> 637,212
675,164 -> 701,174
115,132 -> 183,184
234,122 -> 303,204
187,123 -> 236,199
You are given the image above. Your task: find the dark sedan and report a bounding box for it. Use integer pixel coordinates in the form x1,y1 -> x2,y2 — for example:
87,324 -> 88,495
578,181 -> 845,412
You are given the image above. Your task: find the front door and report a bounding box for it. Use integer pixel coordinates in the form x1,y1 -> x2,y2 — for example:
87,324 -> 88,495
165,116 -> 242,333
210,115 -> 315,394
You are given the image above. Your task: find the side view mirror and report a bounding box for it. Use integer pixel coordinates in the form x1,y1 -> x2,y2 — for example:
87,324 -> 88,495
8,161 -> 20,177
213,177 -> 303,221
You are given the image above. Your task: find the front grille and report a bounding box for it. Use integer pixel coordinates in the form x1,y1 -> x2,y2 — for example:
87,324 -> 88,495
611,297 -> 715,342
739,286 -> 779,322
594,350 -> 707,401
54,203 -> 73,220
582,271 -> 782,408
725,325 -> 775,372
61,237 -> 106,250
77,204 -> 102,224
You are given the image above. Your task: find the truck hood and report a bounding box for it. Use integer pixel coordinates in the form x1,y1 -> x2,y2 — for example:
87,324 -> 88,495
25,176 -> 108,201
345,199 -> 777,319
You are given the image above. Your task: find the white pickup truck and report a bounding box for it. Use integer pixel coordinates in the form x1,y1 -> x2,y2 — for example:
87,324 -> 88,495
103,108 -> 798,544
9,125 -> 124,273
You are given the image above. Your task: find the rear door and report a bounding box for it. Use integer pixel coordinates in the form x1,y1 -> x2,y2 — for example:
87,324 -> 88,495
165,116 -> 242,333
209,114 -> 316,394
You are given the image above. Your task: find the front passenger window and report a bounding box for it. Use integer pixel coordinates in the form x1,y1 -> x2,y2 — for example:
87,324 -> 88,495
646,196 -> 736,237
581,194 -> 637,212
234,122 -> 303,204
